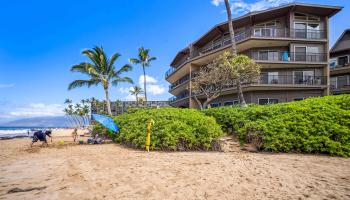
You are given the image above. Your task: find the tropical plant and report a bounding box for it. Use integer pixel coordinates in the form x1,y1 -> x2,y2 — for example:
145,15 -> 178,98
192,55 -> 234,109
203,95 -> 350,157
129,86 -> 144,106
68,46 -> 133,115
113,108 -> 224,151
192,52 -> 260,109
129,47 -> 157,103
221,52 -> 261,107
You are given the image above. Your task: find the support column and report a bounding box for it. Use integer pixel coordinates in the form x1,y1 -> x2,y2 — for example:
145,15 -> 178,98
325,16 -> 330,96
189,64 -> 192,108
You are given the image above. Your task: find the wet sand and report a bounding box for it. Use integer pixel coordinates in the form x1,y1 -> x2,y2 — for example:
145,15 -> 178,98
0,130 -> 349,200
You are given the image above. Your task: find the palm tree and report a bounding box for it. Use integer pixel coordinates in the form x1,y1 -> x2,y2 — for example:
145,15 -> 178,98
68,46 -> 133,115
129,86 -> 144,106
224,0 -> 247,107
129,47 -> 157,103
224,0 -> 237,55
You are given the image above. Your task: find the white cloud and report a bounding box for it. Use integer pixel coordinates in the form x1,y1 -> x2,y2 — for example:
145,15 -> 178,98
123,94 -> 136,101
148,85 -> 166,95
211,0 -> 224,6
211,0 -> 293,14
8,103 -> 65,118
119,87 -> 133,94
0,84 -> 14,89
138,75 -> 158,85
139,75 -> 166,95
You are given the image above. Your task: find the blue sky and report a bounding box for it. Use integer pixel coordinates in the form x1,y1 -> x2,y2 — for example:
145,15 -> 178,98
0,0 -> 349,122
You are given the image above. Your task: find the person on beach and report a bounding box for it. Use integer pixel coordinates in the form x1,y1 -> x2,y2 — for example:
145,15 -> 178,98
31,130 -> 52,147
72,128 -> 78,142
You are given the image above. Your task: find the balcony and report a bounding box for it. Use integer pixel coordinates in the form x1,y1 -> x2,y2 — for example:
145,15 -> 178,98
257,75 -> 327,85
169,75 -> 327,102
248,51 -> 327,63
169,92 -> 189,103
165,28 -> 326,79
169,73 -> 198,92
169,75 -> 190,91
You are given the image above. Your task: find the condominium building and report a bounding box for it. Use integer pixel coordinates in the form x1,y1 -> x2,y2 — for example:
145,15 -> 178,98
330,29 -> 350,94
165,3 -> 342,108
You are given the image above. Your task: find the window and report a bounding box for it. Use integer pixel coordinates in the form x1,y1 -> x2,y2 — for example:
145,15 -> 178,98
338,76 -> 349,88
261,72 -> 279,84
294,13 -> 320,21
254,20 -> 277,37
295,13 -> 307,20
338,56 -> 349,66
294,46 -> 307,61
258,98 -> 279,105
330,77 -> 337,89
294,71 -> 314,84
210,102 -> 221,108
294,98 -> 305,101
307,47 -> 320,62
294,23 -> 307,38
294,21 -> 321,39
224,100 -> 239,106
255,50 -> 279,61
224,101 -> 233,106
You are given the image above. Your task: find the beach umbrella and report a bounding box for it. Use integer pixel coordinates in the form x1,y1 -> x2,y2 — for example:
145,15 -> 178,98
92,114 -> 119,133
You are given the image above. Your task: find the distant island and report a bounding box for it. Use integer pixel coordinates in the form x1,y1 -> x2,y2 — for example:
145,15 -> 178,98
0,116 -> 72,128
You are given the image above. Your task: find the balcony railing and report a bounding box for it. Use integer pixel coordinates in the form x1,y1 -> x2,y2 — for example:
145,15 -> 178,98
169,93 -> 189,102
166,27 -> 327,78
165,67 -> 176,78
248,51 -> 327,62
169,75 -> 190,91
257,75 -> 326,85
169,75 -> 327,103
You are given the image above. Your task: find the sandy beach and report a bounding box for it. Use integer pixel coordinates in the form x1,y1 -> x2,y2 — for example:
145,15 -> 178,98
0,129 -> 349,200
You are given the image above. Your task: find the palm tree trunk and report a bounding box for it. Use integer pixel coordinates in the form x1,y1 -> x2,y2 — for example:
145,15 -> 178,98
224,0 -> 237,55
142,65 -> 148,104
104,87 -> 112,116
136,94 -> 138,107
237,82 -> 247,107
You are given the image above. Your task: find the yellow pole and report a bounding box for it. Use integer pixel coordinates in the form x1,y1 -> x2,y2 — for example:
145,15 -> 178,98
145,119 -> 155,152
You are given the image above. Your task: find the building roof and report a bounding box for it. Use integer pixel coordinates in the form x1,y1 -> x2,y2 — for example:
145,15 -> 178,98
170,2 -> 342,67
330,29 -> 350,54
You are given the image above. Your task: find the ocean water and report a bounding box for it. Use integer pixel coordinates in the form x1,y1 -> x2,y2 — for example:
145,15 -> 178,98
0,127 -> 49,139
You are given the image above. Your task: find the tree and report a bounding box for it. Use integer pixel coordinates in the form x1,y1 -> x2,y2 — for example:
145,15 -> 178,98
192,54 -> 234,110
129,86 -> 144,106
221,52 -> 261,107
129,47 -> 157,103
68,46 -> 133,115
192,51 -> 260,109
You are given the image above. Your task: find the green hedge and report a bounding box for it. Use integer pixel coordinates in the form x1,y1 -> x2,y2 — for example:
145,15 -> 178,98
203,95 -> 350,157
113,108 -> 223,151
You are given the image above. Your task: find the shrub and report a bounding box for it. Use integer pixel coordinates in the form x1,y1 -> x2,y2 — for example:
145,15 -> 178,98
203,95 -> 350,157
92,123 -> 117,141
113,108 -> 223,151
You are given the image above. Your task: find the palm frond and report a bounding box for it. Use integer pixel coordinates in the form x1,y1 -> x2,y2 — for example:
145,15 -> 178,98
148,57 -> 157,62
111,77 -> 134,86
129,58 -> 141,64
82,49 -> 101,69
70,63 -> 99,77
68,79 -> 101,90
116,64 -> 133,75
109,53 -> 121,69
